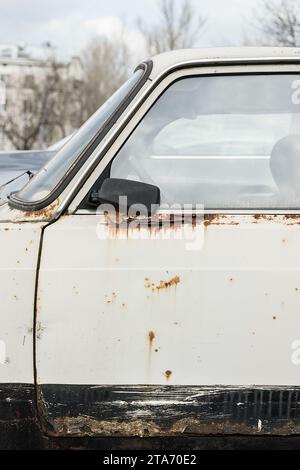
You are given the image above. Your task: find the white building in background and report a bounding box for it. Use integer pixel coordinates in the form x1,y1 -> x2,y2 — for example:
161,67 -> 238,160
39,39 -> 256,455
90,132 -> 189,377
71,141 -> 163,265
0,43 -> 83,150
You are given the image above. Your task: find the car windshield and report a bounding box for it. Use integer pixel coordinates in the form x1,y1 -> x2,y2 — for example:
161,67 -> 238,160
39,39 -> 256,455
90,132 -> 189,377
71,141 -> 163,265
11,68 -> 145,205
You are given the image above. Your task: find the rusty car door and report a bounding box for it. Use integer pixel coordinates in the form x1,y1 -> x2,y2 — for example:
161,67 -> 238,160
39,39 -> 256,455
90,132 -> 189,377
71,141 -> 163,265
35,67 -> 300,437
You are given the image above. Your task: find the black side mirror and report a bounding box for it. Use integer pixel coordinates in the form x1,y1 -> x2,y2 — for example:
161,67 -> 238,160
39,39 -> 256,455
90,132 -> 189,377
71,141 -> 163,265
91,178 -> 160,215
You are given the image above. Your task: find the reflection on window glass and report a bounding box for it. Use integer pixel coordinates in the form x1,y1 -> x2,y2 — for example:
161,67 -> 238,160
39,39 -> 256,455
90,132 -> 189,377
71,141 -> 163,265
111,74 -> 300,209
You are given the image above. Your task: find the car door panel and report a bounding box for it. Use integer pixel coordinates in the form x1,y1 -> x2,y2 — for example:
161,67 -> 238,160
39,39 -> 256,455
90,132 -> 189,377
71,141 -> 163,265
36,213 -> 300,436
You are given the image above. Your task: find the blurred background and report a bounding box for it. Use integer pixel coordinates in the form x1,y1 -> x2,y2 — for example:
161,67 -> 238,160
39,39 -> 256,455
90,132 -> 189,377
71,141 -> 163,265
0,0 -> 298,151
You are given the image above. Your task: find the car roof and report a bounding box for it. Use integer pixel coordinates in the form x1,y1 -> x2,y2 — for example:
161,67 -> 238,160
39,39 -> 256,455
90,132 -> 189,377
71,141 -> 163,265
149,47 -> 300,78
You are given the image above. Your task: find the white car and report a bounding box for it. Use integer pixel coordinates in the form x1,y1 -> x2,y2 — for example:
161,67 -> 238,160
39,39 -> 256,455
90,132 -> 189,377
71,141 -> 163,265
2,47 -> 300,447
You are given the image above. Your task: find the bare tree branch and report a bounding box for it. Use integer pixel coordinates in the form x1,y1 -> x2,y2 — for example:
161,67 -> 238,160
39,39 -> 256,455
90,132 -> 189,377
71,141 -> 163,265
80,35 -> 131,119
0,60 -> 84,150
138,0 -> 206,55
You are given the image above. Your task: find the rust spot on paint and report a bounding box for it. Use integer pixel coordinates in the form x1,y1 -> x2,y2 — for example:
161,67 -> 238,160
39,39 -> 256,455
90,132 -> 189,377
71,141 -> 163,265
252,215 -> 275,222
23,199 -> 59,219
105,292 -> 117,304
104,211 -> 203,238
229,277 -> 234,282
273,316 -> 277,321
251,214 -> 300,226
284,215 -> 300,225
204,214 -> 221,225
204,214 -> 239,226
159,275 -> 180,289
164,370 -> 172,380
148,331 -> 155,344
147,330 -> 156,377
146,276 -> 180,291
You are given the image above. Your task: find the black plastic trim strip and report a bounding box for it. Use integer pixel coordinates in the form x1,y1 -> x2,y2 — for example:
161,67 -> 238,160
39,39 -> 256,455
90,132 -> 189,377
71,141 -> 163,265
38,384 -> 300,437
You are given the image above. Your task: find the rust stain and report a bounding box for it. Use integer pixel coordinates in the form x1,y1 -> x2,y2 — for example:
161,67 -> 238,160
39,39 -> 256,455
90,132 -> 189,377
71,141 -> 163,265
204,214 -> 239,226
105,292 -> 117,304
100,210 -> 300,234
164,370 -> 172,380
252,215 -> 275,223
23,199 -> 59,219
104,211 -> 201,237
145,276 -> 180,291
101,211 -> 300,237
253,214 -> 300,226
284,215 -> 300,225
147,330 -> 156,377
273,316 -> 277,321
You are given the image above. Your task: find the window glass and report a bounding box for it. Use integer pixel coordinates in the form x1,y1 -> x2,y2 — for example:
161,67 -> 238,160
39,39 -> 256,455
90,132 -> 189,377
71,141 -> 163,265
111,74 -> 300,209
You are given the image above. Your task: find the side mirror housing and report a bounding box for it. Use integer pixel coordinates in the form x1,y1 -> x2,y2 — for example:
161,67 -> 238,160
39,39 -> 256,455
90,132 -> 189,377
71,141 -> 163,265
91,178 -> 160,215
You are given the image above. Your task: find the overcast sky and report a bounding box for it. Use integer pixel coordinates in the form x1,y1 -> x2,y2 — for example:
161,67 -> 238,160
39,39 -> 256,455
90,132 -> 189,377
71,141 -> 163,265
0,0 -> 264,59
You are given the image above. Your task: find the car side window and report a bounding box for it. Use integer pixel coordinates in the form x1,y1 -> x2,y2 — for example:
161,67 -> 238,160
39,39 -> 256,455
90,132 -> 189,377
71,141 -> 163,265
110,74 -> 300,209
